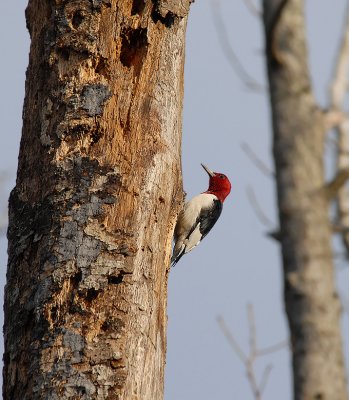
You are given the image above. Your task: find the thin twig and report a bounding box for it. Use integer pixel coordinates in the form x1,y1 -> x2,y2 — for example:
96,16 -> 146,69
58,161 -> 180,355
324,168 -> 349,200
266,230 -> 281,241
331,222 -> 349,234
211,0 -> 265,92
241,142 -> 274,177
247,303 -> 257,356
246,186 -> 275,228
323,109 -> 347,131
259,364 -> 273,395
257,340 -> 289,357
246,363 -> 262,400
217,305 -> 289,400
243,0 -> 262,17
329,3 -> 349,254
330,4 -> 349,109
246,304 -> 261,400
216,315 -> 247,364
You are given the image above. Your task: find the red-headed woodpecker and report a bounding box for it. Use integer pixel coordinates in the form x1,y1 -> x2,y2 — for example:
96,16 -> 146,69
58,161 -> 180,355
171,164 -> 231,267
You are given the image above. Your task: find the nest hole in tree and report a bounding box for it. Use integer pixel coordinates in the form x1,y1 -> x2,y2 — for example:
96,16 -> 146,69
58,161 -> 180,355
58,47 -> 70,61
85,287 -> 99,303
120,27 -> 148,70
108,274 -> 124,285
72,10 -> 85,29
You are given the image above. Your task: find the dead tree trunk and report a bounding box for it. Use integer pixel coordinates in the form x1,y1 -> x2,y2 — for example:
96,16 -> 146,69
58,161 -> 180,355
262,0 -> 348,399
4,1 -> 190,398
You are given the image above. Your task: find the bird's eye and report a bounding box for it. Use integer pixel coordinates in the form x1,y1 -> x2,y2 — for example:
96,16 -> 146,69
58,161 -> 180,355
220,175 -> 225,179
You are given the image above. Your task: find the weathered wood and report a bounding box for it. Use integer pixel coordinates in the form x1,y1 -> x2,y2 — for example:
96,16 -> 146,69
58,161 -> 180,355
263,0 -> 348,399
4,0 -> 190,398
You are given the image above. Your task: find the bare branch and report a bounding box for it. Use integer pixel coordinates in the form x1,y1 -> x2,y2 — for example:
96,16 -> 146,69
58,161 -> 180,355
246,304 -> 263,400
266,230 -> 282,241
241,142 -> 274,177
218,306 -> 288,400
329,3 -> 349,254
259,364 -> 273,395
211,0 -> 265,92
330,5 -> 349,110
246,363 -> 262,400
247,303 -> 257,356
243,0 -> 262,17
324,168 -> 349,200
246,186 -> 275,228
331,222 -> 349,234
216,315 -> 247,364
246,186 -> 282,241
257,340 -> 289,357
323,109 -> 347,131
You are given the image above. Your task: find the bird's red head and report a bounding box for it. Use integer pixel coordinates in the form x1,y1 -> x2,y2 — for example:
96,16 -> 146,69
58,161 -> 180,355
201,164 -> 231,203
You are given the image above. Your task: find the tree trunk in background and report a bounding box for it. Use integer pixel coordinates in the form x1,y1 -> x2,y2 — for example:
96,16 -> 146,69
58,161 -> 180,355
4,0 -> 190,398
263,0 -> 348,399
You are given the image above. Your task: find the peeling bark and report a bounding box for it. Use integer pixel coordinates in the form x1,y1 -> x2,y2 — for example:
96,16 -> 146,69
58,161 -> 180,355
263,0 -> 348,399
4,0 -> 190,399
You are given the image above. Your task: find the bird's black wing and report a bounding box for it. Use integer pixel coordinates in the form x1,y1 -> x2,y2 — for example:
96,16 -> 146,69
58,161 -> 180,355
171,200 -> 222,267
197,199 -> 222,240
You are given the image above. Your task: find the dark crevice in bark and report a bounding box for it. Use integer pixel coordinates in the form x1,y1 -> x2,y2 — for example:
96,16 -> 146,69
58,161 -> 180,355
107,269 -> 133,285
85,288 -> 100,303
131,0 -> 146,15
151,9 -> 176,27
108,274 -> 124,284
101,317 -> 125,333
120,27 -> 148,72
71,270 -> 83,287
72,10 -> 85,29
151,0 -> 192,26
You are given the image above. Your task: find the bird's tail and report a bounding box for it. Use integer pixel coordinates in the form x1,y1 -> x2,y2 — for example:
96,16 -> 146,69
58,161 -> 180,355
170,244 -> 185,267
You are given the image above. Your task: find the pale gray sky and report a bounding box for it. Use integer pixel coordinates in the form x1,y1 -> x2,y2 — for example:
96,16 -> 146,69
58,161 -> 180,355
1,2 -> 349,400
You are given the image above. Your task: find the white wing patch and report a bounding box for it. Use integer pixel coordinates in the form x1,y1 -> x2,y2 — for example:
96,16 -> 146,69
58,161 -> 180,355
183,224 -> 201,253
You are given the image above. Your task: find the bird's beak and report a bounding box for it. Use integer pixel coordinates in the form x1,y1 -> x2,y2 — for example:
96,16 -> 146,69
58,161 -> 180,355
201,163 -> 215,177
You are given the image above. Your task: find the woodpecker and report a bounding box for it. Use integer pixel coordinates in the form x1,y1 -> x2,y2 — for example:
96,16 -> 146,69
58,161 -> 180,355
171,163 -> 231,267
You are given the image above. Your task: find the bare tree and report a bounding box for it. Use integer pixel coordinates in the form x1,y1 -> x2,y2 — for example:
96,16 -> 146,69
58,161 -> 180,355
211,0 -> 349,397
3,0 -> 191,398
263,0 -> 348,399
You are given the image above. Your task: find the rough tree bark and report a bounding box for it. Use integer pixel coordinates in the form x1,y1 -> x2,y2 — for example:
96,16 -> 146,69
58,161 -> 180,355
4,0 -> 190,399
263,0 -> 348,399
